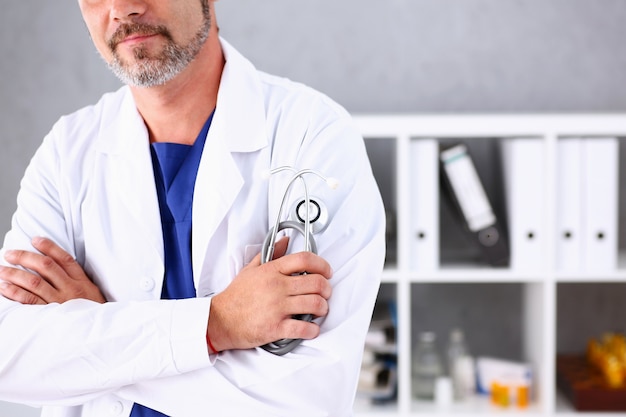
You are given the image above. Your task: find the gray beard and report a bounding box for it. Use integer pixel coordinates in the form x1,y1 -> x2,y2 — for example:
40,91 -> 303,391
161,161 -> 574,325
108,18 -> 211,88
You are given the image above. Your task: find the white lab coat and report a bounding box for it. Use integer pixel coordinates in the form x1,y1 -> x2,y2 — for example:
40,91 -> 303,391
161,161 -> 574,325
0,39 -> 385,417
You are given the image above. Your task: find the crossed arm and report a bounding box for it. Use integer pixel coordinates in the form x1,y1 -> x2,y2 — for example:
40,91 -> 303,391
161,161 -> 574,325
0,236 -> 333,353
0,237 -> 106,305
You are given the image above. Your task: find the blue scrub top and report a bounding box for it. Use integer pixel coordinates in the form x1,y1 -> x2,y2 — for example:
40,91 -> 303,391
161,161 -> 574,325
131,112 -> 214,417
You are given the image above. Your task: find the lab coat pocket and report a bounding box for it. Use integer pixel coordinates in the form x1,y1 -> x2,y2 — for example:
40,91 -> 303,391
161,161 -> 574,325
216,348 -> 317,389
244,244 -> 263,266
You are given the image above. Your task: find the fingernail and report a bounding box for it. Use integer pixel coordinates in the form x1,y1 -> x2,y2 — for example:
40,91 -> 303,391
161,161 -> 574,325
4,250 -> 16,260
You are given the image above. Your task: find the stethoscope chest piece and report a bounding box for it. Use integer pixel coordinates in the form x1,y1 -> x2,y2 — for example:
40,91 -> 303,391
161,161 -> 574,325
289,196 -> 330,234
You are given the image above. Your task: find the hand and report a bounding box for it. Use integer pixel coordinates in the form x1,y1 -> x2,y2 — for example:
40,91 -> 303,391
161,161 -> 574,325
0,237 -> 106,305
207,237 -> 333,352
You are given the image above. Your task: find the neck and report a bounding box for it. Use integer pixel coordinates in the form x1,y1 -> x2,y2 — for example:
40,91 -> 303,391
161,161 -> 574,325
130,34 -> 224,145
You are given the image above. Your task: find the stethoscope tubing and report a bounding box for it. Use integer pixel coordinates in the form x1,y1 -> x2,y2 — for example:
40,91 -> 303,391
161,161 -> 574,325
260,166 -> 335,356
260,220 -> 317,356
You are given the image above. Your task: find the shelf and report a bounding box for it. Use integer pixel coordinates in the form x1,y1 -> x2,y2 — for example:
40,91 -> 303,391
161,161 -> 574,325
354,114 -> 626,417
353,397 -> 398,416
412,396 -> 543,416
410,269 -> 547,283
355,395 -> 543,417
381,268 -> 548,283
554,391 -> 621,417
383,268 -> 626,284
554,272 -> 626,283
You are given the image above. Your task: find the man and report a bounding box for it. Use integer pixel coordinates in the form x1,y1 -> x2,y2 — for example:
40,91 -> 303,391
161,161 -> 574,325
0,1 -> 385,416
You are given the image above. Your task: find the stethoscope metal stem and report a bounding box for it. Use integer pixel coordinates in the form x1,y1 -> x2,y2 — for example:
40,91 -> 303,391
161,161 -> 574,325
264,167 -> 332,263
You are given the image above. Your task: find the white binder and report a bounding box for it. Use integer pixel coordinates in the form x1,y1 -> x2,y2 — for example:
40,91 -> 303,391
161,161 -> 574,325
555,139 -> 582,271
410,139 -> 439,271
581,137 -> 619,271
501,138 -> 545,271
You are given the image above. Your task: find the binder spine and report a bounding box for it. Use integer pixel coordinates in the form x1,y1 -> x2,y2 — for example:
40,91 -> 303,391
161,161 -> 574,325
410,139 -> 439,271
580,137 -> 619,271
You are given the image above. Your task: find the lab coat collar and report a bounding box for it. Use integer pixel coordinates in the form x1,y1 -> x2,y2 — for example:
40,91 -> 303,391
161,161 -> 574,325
214,37 -> 268,153
93,88 -> 148,155
93,37 -> 269,156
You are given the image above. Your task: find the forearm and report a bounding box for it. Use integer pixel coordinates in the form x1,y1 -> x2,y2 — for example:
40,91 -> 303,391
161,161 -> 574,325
120,316 -> 370,417
0,296 -> 212,406
122,227 -> 385,416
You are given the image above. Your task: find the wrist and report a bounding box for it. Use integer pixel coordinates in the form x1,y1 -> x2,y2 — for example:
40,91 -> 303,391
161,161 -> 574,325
206,331 -> 220,354
207,295 -> 228,353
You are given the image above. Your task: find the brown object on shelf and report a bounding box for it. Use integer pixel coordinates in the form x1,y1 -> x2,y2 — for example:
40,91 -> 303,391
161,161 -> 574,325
557,354 -> 626,411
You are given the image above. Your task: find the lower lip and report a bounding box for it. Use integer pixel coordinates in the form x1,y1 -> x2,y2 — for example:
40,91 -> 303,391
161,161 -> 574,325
121,34 -> 159,46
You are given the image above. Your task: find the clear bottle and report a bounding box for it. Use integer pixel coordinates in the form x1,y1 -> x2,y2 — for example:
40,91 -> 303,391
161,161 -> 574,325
412,331 -> 443,400
447,329 -> 468,373
446,328 -> 473,400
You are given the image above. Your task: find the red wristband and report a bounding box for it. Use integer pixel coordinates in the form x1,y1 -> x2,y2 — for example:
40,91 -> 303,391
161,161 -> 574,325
206,332 -> 219,354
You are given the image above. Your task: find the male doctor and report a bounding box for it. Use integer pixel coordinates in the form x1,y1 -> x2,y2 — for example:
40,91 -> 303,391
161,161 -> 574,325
0,1 -> 385,416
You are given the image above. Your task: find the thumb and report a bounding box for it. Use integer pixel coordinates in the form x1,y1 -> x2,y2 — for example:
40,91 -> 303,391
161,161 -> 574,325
244,236 -> 291,269
272,236 -> 290,260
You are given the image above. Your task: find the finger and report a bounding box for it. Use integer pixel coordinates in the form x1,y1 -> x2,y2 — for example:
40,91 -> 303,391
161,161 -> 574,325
274,251 -> 332,279
271,236 -> 290,259
287,274 -> 332,299
0,281 -> 46,305
32,237 -> 84,280
245,252 -> 263,269
4,250 -> 69,290
278,318 -> 321,341
244,236 -> 291,269
284,294 -> 329,318
0,268 -> 53,304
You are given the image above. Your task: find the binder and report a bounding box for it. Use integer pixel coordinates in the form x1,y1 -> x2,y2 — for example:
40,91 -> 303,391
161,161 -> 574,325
501,138 -> 545,271
555,139 -> 582,272
580,137 -> 619,271
440,144 -> 509,267
410,139 -> 439,271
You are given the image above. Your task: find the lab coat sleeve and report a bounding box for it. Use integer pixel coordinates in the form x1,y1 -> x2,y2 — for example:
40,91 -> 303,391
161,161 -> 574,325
0,129 -> 213,406
116,102 -> 386,416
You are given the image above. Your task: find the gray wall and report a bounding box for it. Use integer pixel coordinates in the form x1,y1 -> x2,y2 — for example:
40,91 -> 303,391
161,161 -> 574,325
1,1 -> 625,415
218,0 -> 626,113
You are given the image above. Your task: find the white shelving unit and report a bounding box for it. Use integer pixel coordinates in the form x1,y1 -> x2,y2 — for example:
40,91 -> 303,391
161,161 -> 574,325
352,114 -> 626,417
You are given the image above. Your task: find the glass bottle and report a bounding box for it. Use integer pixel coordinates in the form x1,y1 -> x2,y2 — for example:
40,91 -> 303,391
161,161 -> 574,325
412,331 -> 443,400
446,328 -> 473,400
447,329 -> 468,373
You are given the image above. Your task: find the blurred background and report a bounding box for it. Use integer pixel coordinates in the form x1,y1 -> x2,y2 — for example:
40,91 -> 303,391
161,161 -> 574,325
1,1 -> 625,415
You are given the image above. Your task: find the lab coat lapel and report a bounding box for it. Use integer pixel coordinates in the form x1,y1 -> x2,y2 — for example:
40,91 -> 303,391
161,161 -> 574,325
97,90 -> 165,270
191,122 -> 243,288
191,38 -> 268,288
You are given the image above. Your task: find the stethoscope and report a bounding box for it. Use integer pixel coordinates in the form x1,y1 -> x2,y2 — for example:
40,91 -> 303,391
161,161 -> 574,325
260,166 -> 338,356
